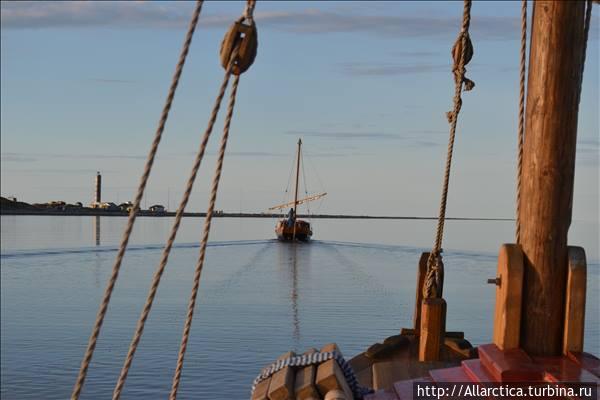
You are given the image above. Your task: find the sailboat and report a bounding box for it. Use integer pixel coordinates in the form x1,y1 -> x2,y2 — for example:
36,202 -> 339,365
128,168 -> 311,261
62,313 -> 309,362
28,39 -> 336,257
269,139 -> 326,241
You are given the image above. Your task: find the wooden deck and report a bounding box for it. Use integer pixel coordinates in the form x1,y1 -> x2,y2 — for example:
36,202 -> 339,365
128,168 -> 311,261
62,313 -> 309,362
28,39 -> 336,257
364,343 -> 600,400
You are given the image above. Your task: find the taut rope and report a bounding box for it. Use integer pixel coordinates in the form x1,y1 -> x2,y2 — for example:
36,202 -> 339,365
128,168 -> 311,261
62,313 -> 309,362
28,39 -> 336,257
112,3 -> 256,398
171,4 -> 256,398
170,74 -> 241,400
424,0 -> 474,300
112,47 -> 240,400
71,2 -> 204,398
515,0 -> 527,244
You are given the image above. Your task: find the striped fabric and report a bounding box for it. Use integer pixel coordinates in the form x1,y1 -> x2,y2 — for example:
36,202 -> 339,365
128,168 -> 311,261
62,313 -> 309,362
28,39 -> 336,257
250,350 -> 373,399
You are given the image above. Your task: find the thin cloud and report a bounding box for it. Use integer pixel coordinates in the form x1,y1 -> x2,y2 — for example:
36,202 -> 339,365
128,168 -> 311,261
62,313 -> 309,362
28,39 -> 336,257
1,152 -> 147,161
339,62 -> 449,77
224,151 -> 286,157
577,138 -> 600,166
286,130 -> 403,140
391,50 -> 441,58
89,78 -> 136,84
1,153 -> 37,162
2,168 -> 115,174
4,2 -> 594,42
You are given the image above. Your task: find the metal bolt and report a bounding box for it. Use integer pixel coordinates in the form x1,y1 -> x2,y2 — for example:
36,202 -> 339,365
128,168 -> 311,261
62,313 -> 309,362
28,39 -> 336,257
487,277 -> 501,286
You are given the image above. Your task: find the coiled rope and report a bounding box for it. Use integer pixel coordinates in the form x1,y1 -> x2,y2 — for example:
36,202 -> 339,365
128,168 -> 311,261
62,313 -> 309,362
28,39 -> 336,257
424,0 -> 474,300
71,2 -> 204,398
250,351 -> 373,399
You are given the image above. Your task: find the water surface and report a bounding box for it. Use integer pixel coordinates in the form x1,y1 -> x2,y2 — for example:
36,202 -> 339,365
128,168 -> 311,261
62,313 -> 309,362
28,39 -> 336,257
1,216 -> 598,399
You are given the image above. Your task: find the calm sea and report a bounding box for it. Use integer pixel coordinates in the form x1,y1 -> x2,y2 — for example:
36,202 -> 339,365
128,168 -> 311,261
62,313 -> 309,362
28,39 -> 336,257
1,216 -> 598,399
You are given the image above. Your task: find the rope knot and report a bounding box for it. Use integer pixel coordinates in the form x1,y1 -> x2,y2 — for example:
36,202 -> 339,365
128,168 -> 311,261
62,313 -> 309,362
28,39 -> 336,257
423,251 -> 445,299
451,31 -> 475,91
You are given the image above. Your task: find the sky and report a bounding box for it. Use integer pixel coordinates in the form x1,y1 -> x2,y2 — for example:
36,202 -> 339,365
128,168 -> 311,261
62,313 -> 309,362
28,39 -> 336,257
1,1 -> 598,223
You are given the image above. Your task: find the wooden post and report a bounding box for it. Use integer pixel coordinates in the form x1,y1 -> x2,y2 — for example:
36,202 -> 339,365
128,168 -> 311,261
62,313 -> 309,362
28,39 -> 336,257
419,298 -> 446,362
413,253 -> 429,335
492,244 -> 524,350
519,1 -> 587,356
563,246 -> 587,354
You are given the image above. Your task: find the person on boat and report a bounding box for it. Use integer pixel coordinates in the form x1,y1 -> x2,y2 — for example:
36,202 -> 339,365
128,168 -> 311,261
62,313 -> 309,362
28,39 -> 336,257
286,208 -> 295,227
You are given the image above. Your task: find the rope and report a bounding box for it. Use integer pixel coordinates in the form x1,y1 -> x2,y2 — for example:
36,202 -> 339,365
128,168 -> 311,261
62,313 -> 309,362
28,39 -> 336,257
424,0 -> 473,300
170,2 -> 256,396
250,351 -> 373,399
515,0 -> 527,244
169,75 -> 241,400
244,0 -> 256,22
71,2 -> 204,398
112,51 -> 239,400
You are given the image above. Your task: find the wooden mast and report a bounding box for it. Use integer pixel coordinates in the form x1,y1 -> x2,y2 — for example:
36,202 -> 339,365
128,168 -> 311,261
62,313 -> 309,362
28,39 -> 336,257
519,1 -> 587,356
292,138 -> 302,240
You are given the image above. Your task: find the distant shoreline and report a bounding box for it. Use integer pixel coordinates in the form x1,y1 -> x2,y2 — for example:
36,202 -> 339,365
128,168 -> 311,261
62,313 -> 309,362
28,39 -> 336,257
0,208 -> 512,221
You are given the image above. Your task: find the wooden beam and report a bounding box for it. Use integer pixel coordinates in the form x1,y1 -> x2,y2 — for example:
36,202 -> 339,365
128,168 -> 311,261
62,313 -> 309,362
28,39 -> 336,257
563,246 -> 587,354
294,348 -> 320,400
316,344 -> 353,400
419,298 -> 446,361
268,351 -> 296,400
519,0 -> 587,356
413,252 -> 429,334
493,244 -> 524,350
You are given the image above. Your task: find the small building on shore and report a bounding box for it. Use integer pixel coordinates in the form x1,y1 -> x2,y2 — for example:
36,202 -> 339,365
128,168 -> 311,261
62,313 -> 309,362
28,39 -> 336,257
149,204 -> 166,214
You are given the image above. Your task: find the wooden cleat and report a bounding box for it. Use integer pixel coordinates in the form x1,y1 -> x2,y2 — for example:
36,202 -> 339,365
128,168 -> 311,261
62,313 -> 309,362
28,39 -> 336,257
268,351 -> 296,400
316,344 -> 353,400
295,348 -> 320,400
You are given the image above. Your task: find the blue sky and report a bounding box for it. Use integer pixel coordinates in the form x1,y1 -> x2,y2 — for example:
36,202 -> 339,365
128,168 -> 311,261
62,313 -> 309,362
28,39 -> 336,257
1,1 -> 598,222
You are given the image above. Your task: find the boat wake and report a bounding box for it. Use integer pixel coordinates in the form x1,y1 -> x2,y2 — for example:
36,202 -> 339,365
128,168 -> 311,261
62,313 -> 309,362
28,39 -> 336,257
0,239 -> 276,259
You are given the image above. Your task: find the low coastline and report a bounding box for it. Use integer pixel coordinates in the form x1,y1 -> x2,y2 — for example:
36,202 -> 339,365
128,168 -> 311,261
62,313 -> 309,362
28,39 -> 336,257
0,207 -> 512,221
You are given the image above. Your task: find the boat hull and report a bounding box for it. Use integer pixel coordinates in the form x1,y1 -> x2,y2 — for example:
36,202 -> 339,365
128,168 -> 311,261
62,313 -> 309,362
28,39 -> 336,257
275,219 -> 312,241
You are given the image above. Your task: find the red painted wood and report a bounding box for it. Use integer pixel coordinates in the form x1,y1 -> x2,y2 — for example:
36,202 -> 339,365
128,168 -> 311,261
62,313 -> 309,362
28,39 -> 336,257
393,378 -> 432,400
365,389 -> 399,400
535,356 -> 600,384
462,359 -> 495,383
566,352 -> 600,378
478,344 -> 543,382
429,366 -> 471,383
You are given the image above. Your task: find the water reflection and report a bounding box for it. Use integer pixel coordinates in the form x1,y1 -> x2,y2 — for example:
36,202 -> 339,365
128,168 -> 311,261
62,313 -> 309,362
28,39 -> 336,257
277,242 -> 312,349
93,216 -> 101,246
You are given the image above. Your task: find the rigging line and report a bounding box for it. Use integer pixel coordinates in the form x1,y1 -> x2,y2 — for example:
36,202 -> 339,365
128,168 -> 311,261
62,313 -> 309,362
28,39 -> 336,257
301,145 -> 309,196
282,150 -> 297,207
71,2 -> 204,398
424,0 -> 473,300
515,0 -> 527,244
305,151 -> 326,195
170,74 -> 242,400
172,2 -> 256,395
111,49 -> 239,400
299,144 -> 312,218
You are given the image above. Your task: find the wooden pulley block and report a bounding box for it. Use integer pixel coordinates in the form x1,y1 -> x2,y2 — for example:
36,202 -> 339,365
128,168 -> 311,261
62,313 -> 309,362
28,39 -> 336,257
220,20 -> 258,75
451,32 -> 474,66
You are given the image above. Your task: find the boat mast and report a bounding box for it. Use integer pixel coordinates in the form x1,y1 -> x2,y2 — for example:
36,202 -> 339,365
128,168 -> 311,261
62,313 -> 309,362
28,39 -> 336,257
292,138 -> 302,240
293,138 -> 302,219
519,1 -> 588,356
